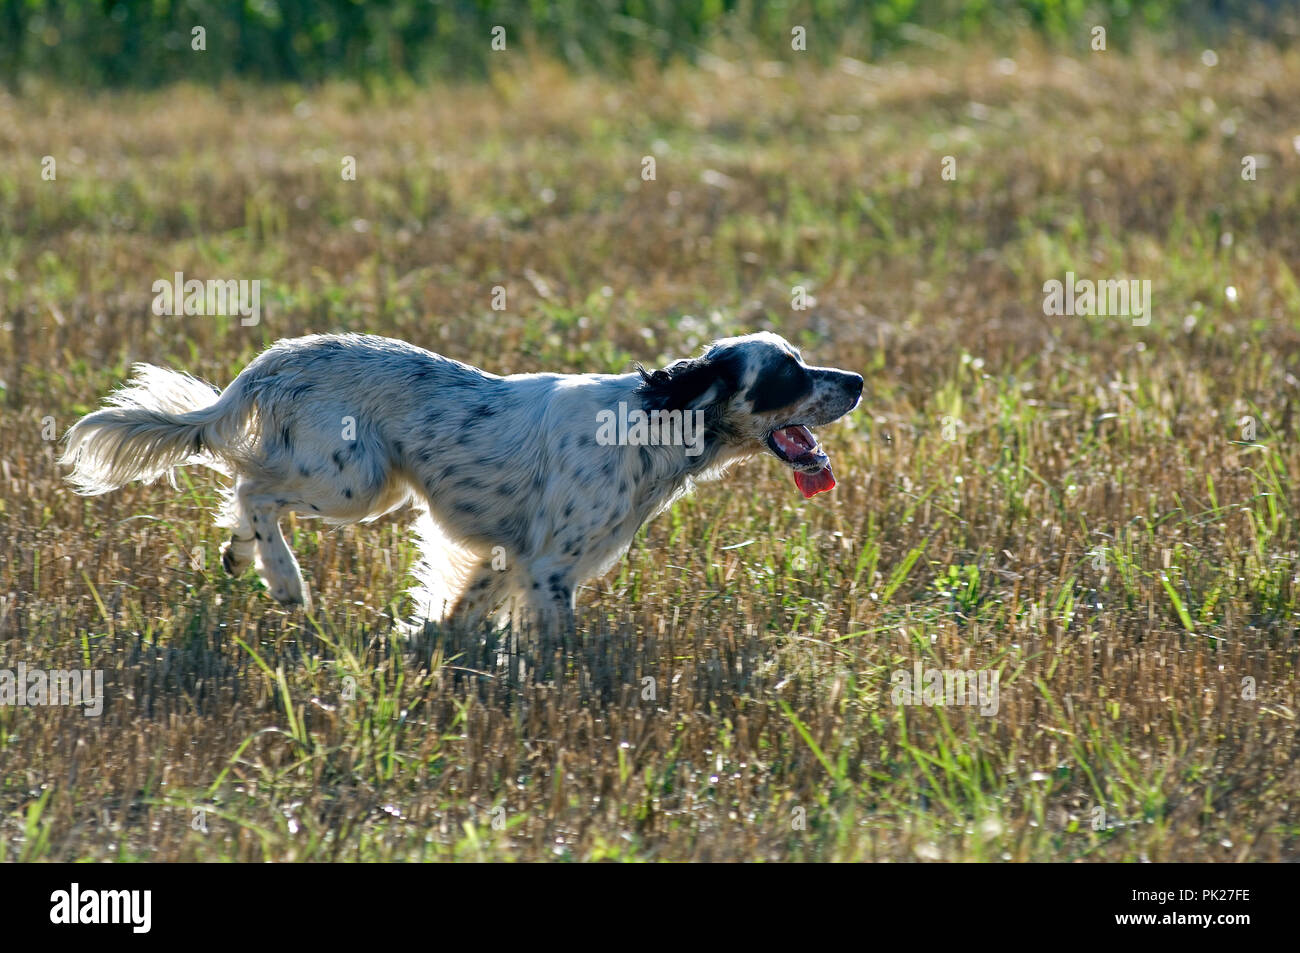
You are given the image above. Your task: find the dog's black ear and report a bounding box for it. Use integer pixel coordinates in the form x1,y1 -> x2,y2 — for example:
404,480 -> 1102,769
636,352 -> 739,412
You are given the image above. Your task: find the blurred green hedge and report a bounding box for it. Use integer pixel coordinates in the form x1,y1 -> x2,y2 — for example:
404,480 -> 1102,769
0,0 -> 1285,87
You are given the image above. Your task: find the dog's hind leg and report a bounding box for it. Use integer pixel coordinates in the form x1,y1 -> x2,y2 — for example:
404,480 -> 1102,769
216,483 -> 256,578
241,487 -> 311,610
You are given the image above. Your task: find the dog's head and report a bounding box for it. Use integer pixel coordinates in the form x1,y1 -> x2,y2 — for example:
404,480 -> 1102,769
637,331 -> 863,497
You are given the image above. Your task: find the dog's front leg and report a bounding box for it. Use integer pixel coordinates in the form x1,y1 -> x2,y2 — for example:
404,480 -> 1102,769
443,561 -> 510,633
518,565 -> 577,636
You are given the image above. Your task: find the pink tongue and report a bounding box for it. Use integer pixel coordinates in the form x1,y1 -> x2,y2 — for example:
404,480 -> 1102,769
773,425 -> 836,498
794,465 -> 836,498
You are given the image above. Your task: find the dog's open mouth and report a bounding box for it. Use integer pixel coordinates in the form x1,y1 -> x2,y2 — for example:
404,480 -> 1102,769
766,425 -> 836,499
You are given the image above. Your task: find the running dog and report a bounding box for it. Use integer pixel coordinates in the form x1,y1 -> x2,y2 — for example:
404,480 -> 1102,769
61,331 -> 863,629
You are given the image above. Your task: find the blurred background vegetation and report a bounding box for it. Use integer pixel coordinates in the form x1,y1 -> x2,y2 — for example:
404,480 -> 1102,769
0,0 -> 1292,88
4,0 -> 1299,863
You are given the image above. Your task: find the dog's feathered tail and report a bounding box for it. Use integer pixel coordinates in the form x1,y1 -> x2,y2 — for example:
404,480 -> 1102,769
61,364 -> 254,495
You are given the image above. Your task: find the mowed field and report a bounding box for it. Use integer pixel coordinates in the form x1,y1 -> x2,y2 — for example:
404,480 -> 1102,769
2,36 -> 1299,861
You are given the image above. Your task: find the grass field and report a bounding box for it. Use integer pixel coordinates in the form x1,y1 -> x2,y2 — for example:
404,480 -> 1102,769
2,33 -> 1299,861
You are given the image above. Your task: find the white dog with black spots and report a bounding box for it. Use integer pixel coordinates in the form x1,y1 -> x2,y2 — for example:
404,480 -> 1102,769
62,331 -> 863,632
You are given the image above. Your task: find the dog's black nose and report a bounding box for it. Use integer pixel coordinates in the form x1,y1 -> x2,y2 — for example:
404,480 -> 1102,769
845,373 -> 864,399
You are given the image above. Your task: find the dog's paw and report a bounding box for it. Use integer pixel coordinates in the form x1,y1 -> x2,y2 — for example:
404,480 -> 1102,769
220,541 -> 250,576
269,579 -> 312,612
